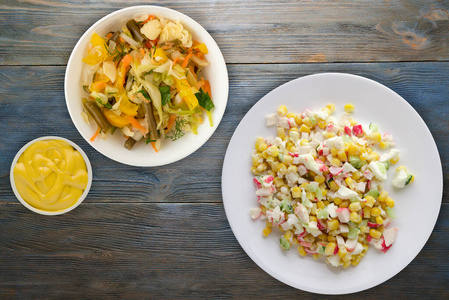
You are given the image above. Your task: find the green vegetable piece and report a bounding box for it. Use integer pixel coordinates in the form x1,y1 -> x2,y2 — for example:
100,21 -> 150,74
195,88 -> 215,111
348,155 -> 366,169
405,175 -> 414,185
95,97 -> 112,109
124,137 -> 136,150
365,188 -> 380,199
369,123 -> 378,132
317,244 -> 326,255
382,161 -> 390,171
165,117 -> 187,141
280,199 -> 293,214
126,19 -> 146,44
348,226 -> 360,239
316,207 -> 329,219
137,89 -> 151,101
386,207 -> 397,219
83,101 -> 112,132
159,85 -> 171,106
280,237 -> 291,250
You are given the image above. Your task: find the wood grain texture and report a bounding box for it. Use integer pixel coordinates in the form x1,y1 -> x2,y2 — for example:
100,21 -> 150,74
1,63 -> 448,204
1,0 -> 449,65
0,202 -> 448,298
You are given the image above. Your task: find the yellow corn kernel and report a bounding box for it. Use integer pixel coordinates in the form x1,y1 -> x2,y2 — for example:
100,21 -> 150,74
299,139 -> 308,146
312,253 -> 321,260
331,147 -> 338,156
287,165 -> 297,174
369,229 -> 382,240
338,246 -> 347,258
277,163 -> 287,175
378,226 -> 385,233
273,177 -> 284,187
286,112 -> 296,119
385,197 -> 395,208
378,191 -> 388,202
277,127 -> 285,139
317,201 -> 325,210
291,186 -> 301,198
317,119 -> 327,129
270,160 -> 279,170
379,141 -> 388,150
283,230 -> 293,241
262,226 -> 272,237
300,124 -> 310,133
324,132 -> 336,139
331,158 -> 341,167
372,132 -> 382,143
363,206 -> 371,218
351,257 -> 361,266
277,105 -> 288,116
309,216 -> 317,222
303,235 -> 315,243
294,115 -> 303,126
326,103 -> 336,113
333,197 -> 342,205
257,163 -> 267,172
252,154 -> 261,166
349,202 -> 361,212
349,118 -> 357,126
352,171 -> 361,180
367,152 -> 380,162
291,237 -> 299,245
288,146 -> 298,153
342,253 -> 352,262
375,216 -> 383,225
258,142 -> 268,152
286,141 -> 294,149
340,200 -> 350,208
267,145 -> 279,157
328,229 -> 339,236
302,117 -> 312,127
370,207 -> 381,217
345,177 -> 355,190
318,234 -> 327,241
390,156 -> 400,164
349,212 -> 361,223
327,235 -> 336,242
347,143 -> 361,156
325,242 -> 336,256
327,219 -> 340,231
251,167 -> 260,175
342,261 -> 351,268
314,175 -> 325,184
298,245 -> 307,256
321,188 -> 328,197
255,137 -> 265,150
364,195 -> 375,207
344,103 -> 355,113
283,155 -> 293,166
338,149 -> 347,162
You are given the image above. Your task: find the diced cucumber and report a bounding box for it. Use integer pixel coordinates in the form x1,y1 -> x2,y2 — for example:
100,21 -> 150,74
381,161 -> 390,171
280,237 -> 291,250
348,226 -> 360,240
280,199 -> 293,213
369,123 -> 378,132
349,155 -> 366,169
386,207 -> 397,219
405,174 -> 413,185
365,188 -> 380,199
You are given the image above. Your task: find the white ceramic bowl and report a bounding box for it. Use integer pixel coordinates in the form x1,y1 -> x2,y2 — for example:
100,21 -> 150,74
65,5 -> 229,166
10,136 -> 93,216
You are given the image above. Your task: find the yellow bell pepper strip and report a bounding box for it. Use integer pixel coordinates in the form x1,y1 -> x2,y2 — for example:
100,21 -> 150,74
82,33 -> 109,65
175,78 -> 198,110
154,48 -> 168,64
117,92 -> 138,117
193,43 -> 208,54
103,110 -> 130,128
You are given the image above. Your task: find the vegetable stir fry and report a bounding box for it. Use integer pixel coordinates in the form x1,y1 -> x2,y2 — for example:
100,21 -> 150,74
251,104 -> 414,268
80,14 -> 214,151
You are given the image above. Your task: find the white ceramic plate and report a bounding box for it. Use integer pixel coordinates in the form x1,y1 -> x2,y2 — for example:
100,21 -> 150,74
65,6 -> 228,166
222,73 -> 442,294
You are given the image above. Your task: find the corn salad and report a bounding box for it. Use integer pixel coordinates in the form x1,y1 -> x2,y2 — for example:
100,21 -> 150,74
250,104 -> 410,268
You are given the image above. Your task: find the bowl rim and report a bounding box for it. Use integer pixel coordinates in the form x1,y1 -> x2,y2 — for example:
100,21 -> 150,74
64,5 -> 229,167
10,136 -> 93,216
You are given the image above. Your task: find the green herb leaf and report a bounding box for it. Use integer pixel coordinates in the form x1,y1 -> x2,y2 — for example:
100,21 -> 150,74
137,89 -> 151,101
165,117 -> 188,141
145,134 -> 156,144
159,86 -> 171,106
95,97 -> 112,109
195,88 -> 215,111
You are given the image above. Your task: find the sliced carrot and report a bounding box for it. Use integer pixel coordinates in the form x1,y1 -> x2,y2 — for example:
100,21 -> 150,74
90,126 -> 101,142
164,115 -> 177,133
92,81 -> 107,91
181,51 -> 194,68
189,66 -> 197,80
172,56 -> 181,66
201,78 -> 211,96
106,32 -> 113,39
121,54 -> 133,68
143,15 -> 155,24
140,48 -> 146,56
150,141 -> 159,153
127,116 -> 147,135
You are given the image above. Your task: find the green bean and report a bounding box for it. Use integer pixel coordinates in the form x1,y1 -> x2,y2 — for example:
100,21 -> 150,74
83,101 -> 112,132
109,30 -> 121,45
143,102 -> 160,140
126,20 -> 147,44
124,137 -> 137,150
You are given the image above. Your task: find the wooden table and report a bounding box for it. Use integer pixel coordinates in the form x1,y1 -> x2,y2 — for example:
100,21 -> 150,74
1,0 -> 448,298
